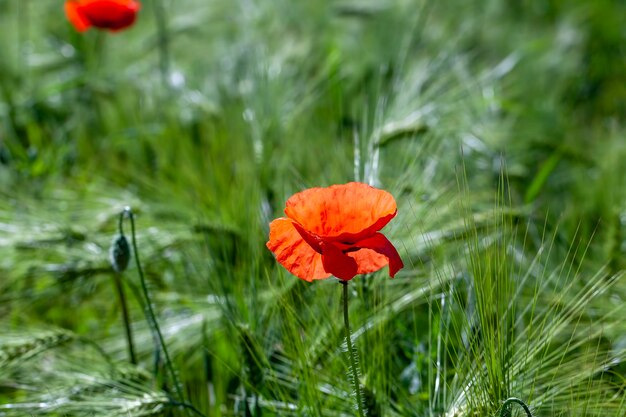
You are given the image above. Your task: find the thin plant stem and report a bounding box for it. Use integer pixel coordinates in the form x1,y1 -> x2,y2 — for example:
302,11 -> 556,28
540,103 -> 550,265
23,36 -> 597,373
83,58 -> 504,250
122,270 -> 163,375
113,212 -> 136,364
499,397 -> 532,417
152,0 -> 171,90
112,271 -> 137,364
124,208 -> 188,412
341,280 -> 365,417
93,31 -> 105,73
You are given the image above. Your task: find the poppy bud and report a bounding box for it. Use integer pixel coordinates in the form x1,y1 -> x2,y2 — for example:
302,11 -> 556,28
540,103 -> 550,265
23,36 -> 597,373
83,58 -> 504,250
110,234 -> 131,273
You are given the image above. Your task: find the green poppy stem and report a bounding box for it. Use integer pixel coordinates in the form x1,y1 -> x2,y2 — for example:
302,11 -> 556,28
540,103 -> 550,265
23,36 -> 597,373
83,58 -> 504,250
341,280 -> 365,417
112,271 -> 136,364
152,0 -> 171,90
499,397 -> 532,417
124,208 -> 188,413
112,212 -> 136,365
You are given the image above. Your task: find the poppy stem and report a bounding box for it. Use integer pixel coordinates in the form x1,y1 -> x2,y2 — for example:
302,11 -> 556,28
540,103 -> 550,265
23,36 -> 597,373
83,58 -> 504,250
341,280 -> 365,417
112,271 -> 137,365
498,397 -> 533,417
152,0 -> 171,90
124,208 -> 190,414
111,212 -> 136,365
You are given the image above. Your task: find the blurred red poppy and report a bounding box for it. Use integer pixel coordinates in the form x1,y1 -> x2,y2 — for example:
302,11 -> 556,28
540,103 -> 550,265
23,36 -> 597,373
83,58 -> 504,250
65,0 -> 141,33
267,182 -> 404,281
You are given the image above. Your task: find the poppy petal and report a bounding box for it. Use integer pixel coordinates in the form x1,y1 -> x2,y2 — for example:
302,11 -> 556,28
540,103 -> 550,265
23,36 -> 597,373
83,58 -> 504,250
65,1 -> 91,32
320,241 -> 358,281
267,218 -> 330,281
284,182 -> 397,242
353,233 -> 403,277
347,248 -> 390,275
75,0 -> 140,32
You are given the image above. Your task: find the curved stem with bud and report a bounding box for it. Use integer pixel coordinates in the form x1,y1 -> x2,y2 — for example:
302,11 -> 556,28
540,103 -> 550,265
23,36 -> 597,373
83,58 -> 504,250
122,207 -> 190,415
111,212 -> 136,364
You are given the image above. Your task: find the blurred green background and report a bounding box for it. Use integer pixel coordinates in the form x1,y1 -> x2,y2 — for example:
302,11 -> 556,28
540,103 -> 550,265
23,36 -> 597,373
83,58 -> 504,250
0,0 -> 625,416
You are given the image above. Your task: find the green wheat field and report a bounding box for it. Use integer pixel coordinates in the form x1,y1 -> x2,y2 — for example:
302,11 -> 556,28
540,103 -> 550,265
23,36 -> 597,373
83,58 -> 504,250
1,0 -> 625,416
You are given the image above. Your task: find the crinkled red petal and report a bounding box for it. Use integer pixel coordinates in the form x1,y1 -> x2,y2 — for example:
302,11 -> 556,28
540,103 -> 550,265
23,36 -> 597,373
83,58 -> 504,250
266,218 -> 330,281
284,182 -> 397,243
353,233 -> 403,277
346,248 -> 390,275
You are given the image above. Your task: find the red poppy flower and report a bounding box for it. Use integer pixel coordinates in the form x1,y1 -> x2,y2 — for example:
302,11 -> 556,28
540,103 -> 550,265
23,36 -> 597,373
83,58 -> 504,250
267,182 -> 404,281
65,0 -> 141,33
